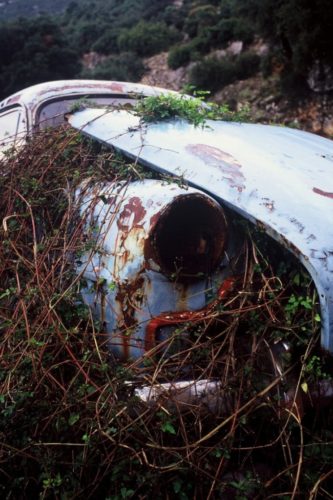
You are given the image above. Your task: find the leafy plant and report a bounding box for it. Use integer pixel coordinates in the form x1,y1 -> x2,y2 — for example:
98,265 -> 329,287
189,52 -> 261,93
117,20 -> 180,57
81,52 -> 145,82
134,89 -> 251,126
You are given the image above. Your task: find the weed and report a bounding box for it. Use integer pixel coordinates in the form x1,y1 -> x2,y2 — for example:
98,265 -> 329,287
134,89 -> 251,127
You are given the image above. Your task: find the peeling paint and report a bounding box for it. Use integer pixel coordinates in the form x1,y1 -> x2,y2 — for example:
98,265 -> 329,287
186,144 -> 245,192
69,107 -> 333,351
78,180 -> 237,359
117,196 -> 146,230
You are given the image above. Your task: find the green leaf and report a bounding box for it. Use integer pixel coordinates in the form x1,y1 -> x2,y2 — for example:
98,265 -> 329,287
121,487 -> 134,498
68,413 -> 80,426
161,421 -> 176,435
293,273 -> 300,286
173,480 -> 182,494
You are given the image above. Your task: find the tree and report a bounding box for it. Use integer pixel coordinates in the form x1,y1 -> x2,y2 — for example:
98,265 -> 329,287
238,0 -> 333,86
0,17 -> 81,99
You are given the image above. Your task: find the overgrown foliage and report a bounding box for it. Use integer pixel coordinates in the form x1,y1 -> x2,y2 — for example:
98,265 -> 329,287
189,53 -> 261,93
1,0 -> 332,98
117,21 -> 181,58
81,52 -> 145,82
134,90 -> 251,125
0,126 -> 332,498
237,0 -> 333,87
0,16 -> 80,100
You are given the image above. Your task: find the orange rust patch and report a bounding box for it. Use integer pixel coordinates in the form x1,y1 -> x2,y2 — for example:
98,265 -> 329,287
117,196 -> 146,230
144,276 -> 237,352
115,275 -> 145,359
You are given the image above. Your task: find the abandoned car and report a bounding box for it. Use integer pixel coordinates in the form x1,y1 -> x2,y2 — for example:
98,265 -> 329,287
1,80 -> 332,408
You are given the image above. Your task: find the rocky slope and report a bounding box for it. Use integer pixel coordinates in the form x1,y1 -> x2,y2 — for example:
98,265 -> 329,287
139,49 -> 333,138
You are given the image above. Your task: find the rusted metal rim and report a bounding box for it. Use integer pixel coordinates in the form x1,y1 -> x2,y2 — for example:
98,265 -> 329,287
146,193 -> 227,280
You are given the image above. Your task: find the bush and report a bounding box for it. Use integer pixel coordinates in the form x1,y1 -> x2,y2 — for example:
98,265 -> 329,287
168,44 -> 192,69
235,52 -> 261,79
168,44 -> 191,69
184,4 -> 217,38
0,16 -> 81,100
92,29 -> 121,54
189,57 -> 236,93
81,52 -> 145,82
117,20 -> 181,57
216,17 -> 255,46
168,29 -> 219,70
189,52 -> 261,93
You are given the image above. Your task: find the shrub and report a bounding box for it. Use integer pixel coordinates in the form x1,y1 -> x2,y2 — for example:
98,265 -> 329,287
168,44 -> 192,69
0,16 -> 81,100
92,29 -> 121,54
184,4 -> 217,38
215,18 -> 236,46
189,57 -> 236,93
81,52 -> 145,82
216,17 -> 255,47
235,52 -> 261,79
168,29 -> 219,70
117,20 -> 181,57
189,52 -> 261,93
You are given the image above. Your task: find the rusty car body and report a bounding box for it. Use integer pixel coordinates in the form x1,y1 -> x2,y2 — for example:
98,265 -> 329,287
1,80 -> 333,410
68,105 -> 333,355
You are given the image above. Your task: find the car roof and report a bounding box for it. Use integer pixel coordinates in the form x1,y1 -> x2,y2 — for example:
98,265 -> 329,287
0,80 -> 171,111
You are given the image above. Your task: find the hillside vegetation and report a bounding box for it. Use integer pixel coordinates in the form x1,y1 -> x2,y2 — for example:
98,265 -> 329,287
0,0 -> 72,21
0,0 -> 333,105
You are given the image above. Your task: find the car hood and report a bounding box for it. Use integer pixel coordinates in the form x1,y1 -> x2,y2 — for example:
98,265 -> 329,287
68,108 -> 333,352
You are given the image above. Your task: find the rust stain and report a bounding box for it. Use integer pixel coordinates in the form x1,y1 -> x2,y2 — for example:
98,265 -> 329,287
313,187 -> 333,199
108,82 -> 125,93
145,276 -> 237,352
186,144 -> 245,192
36,82 -> 126,98
115,226 -> 146,275
115,275 -> 145,359
149,209 -> 163,230
117,196 -> 146,230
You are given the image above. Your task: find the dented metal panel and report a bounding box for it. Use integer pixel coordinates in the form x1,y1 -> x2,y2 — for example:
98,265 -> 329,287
77,179 -> 240,359
69,108 -> 333,352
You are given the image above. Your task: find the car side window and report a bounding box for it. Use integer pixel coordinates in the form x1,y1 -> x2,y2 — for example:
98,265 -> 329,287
37,97 -> 136,130
0,107 -> 27,157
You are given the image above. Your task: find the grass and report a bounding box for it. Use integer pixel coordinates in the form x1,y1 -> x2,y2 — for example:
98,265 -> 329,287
0,126 -> 332,498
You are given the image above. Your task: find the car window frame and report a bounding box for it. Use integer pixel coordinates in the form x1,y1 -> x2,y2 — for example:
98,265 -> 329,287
0,104 -> 28,157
